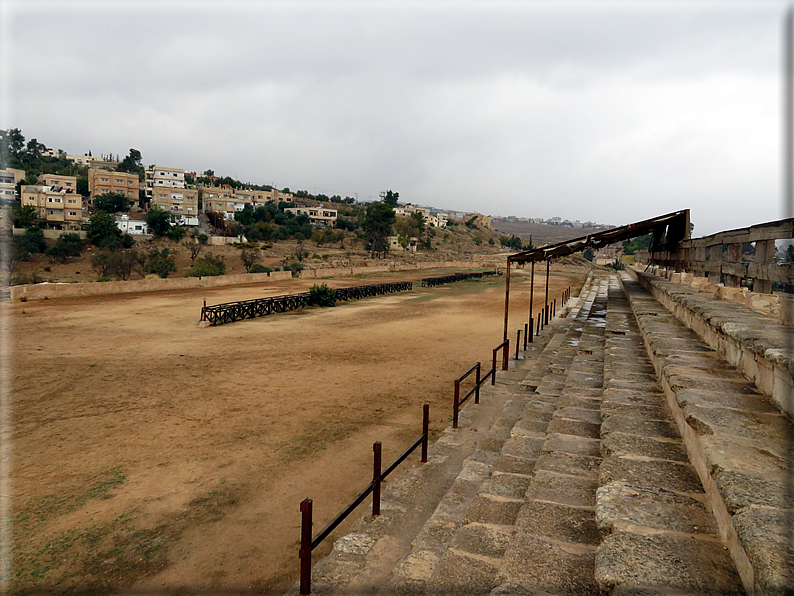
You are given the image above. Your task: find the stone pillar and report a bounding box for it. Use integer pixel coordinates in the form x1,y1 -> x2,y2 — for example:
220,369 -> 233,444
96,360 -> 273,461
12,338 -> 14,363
753,239 -> 774,294
779,293 -> 794,326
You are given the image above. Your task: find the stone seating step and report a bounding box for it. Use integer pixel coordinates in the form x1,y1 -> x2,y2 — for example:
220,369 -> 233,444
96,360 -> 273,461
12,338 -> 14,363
595,276 -> 744,596
616,272 -> 789,595
288,276 -> 603,595
488,277 -> 609,596
374,278 -> 608,595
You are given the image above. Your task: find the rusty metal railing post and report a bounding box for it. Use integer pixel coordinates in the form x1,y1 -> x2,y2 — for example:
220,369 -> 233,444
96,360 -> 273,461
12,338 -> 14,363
300,498 -> 313,596
421,404 -> 429,463
515,330 -> 521,360
475,362 -> 481,403
491,347 -> 498,386
453,379 -> 461,428
536,316 -> 540,336
529,317 -> 533,343
502,339 -> 509,371
372,442 -> 382,516
524,323 -> 528,350
553,298 -> 556,318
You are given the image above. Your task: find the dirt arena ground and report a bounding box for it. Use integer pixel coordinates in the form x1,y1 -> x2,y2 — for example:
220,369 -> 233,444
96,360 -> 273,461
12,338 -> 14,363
10,267 -> 583,595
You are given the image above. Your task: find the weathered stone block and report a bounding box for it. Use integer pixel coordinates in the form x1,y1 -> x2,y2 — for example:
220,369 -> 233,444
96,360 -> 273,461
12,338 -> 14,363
595,481 -> 717,535
595,532 -> 743,595
515,499 -> 600,545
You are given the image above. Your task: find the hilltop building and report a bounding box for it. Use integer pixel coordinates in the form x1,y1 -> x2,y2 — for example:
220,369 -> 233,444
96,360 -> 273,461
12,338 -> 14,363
0,168 -> 26,201
145,166 -> 199,223
20,174 -> 83,229
88,169 -> 139,207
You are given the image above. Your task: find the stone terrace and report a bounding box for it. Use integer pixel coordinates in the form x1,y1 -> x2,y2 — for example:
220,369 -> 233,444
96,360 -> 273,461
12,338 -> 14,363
288,268 -> 793,596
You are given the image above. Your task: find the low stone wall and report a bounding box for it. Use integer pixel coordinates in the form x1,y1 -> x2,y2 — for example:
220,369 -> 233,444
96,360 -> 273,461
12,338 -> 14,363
627,265 -> 794,417
10,270 -> 293,302
297,260 -> 496,279
12,228 -> 89,240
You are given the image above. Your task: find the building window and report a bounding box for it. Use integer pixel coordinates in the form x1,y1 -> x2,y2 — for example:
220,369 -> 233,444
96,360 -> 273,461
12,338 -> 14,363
68,211 -> 77,216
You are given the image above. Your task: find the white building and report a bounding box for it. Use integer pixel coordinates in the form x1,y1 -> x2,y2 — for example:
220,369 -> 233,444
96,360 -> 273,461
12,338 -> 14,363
116,214 -> 148,235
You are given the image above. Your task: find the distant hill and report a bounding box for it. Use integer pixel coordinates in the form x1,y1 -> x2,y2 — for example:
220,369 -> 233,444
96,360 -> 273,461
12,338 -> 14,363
492,221 -> 611,248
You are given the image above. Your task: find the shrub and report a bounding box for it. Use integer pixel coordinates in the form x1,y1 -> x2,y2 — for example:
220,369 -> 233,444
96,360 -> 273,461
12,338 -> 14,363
248,263 -> 272,274
310,283 -> 336,307
167,225 -> 186,242
19,228 -> 46,254
144,248 -> 177,278
47,232 -> 83,261
288,262 -> 304,276
185,252 -> 226,277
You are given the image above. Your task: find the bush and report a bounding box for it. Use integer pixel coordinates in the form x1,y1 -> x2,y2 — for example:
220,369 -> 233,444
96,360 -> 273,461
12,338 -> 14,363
167,225 -> 186,242
146,208 -> 171,237
288,262 -> 304,276
185,252 -> 226,277
19,228 -> 46,254
310,283 -> 336,307
248,263 -> 272,274
144,248 -> 177,278
47,232 -> 83,261
86,211 -> 123,249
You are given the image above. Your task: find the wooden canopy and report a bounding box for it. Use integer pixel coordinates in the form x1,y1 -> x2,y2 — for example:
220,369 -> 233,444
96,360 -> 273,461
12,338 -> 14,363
507,209 -> 690,264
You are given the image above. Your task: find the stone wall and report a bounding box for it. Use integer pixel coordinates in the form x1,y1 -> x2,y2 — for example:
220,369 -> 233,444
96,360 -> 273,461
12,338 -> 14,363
11,270 -> 293,302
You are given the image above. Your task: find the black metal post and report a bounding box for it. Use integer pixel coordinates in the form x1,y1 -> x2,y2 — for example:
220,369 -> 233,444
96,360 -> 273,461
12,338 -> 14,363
300,499 -> 313,595
475,362 -> 481,404
421,404 -> 429,463
515,330 -> 521,360
372,442 -> 382,516
544,259 -> 550,325
453,379 -> 461,428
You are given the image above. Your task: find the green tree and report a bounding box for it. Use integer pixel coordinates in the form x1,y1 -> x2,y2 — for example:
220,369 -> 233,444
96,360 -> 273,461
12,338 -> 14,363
235,204 -> 255,226
117,149 -> 144,177
240,248 -> 259,272
167,225 -> 186,242
46,232 -> 83,262
144,248 -> 177,278
18,228 -> 46,254
186,253 -> 226,277
362,202 -> 396,258
10,203 -> 42,229
146,208 -> 171,237
94,191 -> 130,213
381,190 -> 399,207
86,211 -> 123,248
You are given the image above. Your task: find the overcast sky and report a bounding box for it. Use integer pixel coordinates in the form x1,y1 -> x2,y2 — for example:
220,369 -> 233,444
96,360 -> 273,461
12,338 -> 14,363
1,0 -> 790,235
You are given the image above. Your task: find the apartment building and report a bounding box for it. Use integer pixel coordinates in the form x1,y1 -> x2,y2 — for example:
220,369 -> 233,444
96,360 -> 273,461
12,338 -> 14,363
200,186 -> 240,219
39,174 -> 78,192
146,166 -> 199,222
88,169 -> 139,205
284,205 -> 337,226
0,168 -> 25,201
21,180 -> 83,230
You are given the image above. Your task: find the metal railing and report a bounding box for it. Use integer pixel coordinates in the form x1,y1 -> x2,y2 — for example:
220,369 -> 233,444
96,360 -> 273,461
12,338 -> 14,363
298,404 -> 429,596
421,270 -> 499,287
200,281 -> 413,326
451,338 -> 510,428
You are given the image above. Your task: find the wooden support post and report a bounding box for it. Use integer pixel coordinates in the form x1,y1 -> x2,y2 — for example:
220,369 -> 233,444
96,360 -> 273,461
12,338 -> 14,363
726,243 -> 742,288
544,259 -> 550,325
754,239 -> 774,293
503,259 -> 511,341
528,261 -> 535,342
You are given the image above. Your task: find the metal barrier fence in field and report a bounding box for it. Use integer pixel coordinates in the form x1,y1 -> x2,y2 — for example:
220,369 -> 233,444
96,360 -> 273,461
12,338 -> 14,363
200,281 -> 413,326
420,270 -> 499,287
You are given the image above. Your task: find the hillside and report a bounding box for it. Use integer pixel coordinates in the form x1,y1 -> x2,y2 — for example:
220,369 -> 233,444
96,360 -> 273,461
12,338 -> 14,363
492,220 -> 610,247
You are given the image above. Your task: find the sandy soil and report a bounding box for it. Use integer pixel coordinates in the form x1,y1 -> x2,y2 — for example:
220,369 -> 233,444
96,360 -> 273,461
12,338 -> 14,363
10,267 -> 582,595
